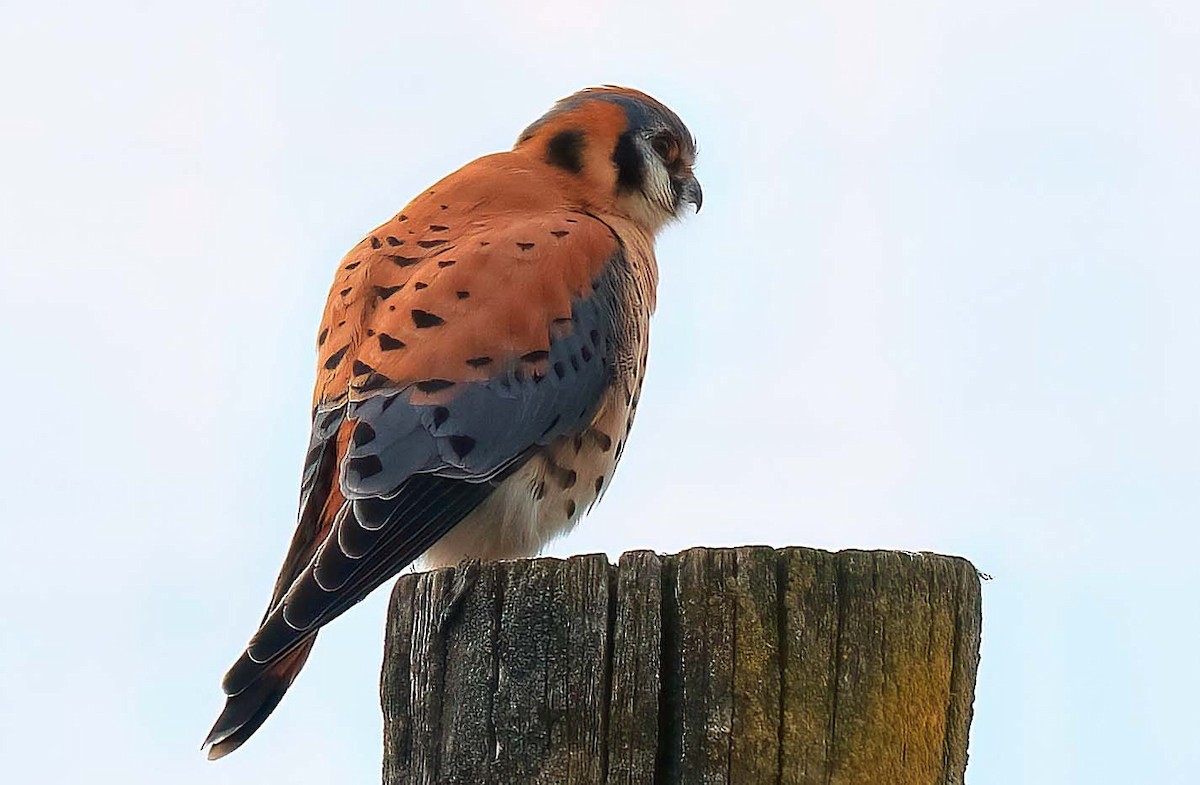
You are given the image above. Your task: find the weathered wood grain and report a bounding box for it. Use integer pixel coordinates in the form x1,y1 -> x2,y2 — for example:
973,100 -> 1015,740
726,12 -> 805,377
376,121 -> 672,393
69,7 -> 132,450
606,550 -> 662,784
382,547 -> 982,784
491,554 -> 610,784
777,547 -> 839,784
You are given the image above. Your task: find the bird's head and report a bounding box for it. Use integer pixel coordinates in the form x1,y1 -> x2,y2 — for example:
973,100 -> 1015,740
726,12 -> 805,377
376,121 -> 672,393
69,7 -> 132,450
516,86 -> 701,234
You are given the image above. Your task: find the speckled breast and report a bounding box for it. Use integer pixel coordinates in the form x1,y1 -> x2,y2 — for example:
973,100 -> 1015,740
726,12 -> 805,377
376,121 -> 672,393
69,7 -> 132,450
420,240 -> 654,568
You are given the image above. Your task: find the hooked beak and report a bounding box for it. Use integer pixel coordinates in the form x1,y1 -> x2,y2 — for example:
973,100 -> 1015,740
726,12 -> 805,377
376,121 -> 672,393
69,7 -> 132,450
678,174 -> 703,213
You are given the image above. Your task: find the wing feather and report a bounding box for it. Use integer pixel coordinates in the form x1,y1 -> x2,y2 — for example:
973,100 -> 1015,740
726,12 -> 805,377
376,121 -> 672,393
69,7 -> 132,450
208,165 -> 633,755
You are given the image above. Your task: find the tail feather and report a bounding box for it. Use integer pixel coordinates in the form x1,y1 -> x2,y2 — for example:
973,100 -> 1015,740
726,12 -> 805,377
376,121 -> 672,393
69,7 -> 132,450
203,636 -> 316,760
203,474 -> 496,759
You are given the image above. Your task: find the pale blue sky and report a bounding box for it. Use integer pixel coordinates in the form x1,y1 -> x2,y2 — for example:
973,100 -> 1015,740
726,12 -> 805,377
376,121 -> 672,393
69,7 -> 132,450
2,1 -> 1197,782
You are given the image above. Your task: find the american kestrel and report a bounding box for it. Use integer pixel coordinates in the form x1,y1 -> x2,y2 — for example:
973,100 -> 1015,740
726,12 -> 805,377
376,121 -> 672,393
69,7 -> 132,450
203,86 -> 700,759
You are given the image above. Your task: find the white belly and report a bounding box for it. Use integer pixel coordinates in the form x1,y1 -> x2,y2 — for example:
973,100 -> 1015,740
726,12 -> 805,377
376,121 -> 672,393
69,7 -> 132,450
419,382 -> 637,569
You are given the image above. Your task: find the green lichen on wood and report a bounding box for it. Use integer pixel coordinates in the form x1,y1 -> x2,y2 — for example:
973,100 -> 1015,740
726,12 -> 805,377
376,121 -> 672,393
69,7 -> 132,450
381,546 -> 981,784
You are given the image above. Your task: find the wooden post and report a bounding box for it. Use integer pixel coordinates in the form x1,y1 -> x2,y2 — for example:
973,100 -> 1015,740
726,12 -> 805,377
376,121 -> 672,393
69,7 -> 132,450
381,547 -> 982,785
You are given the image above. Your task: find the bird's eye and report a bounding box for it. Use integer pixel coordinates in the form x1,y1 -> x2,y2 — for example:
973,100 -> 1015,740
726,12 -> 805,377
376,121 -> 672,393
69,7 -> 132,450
651,134 -> 678,163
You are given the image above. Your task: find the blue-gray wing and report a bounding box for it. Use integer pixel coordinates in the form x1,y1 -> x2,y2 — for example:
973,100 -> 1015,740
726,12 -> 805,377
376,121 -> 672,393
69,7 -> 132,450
218,250 -> 628,702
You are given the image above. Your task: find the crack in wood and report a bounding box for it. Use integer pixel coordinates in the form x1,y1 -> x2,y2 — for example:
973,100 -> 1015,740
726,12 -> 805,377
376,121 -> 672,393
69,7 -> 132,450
654,554 -> 682,784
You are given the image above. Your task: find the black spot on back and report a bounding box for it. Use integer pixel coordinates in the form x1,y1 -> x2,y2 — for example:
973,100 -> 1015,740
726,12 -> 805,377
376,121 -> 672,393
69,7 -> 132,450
352,421 -> 376,447
344,260 -> 361,270
411,309 -> 445,328
466,356 -> 492,368
324,345 -> 349,370
356,372 -> 394,392
348,455 -> 383,479
522,350 -> 550,363
545,129 -> 585,173
370,236 -> 382,249
379,333 -> 405,351
429,224 -> 449,232
417,239 -> 448,249
551,230 -> 569,238
416,379 -> 455,393
438,260 -> 457,268
352,360 -> 375,377
375,285 -> 402,300
386,236 -> 403,246
456,291 -> 470,299
517,242 -> 535,251
448,434 -> 476,459
432,407 -> 450,428
317,327 -> 329,346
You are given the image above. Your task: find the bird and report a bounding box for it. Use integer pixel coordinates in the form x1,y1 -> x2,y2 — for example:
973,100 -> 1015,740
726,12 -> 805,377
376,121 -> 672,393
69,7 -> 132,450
203,86 -> 701,760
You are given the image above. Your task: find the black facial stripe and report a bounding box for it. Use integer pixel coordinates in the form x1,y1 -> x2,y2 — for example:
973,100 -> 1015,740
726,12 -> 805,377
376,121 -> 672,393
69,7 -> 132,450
546,129 -> 585,173
612,132 -> 644,192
